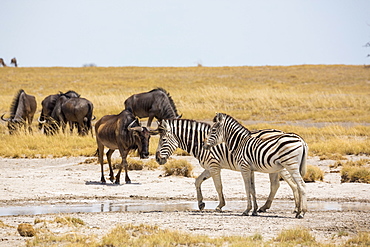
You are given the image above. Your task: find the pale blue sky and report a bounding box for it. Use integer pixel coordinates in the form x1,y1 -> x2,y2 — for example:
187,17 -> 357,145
1,0 -> 370,67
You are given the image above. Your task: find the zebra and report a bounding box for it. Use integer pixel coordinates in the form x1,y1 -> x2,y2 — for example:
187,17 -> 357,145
203,113 -> 308,218
155,118 -> 302,213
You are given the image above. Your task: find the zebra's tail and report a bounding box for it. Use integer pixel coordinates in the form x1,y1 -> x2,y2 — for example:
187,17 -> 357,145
299,142 -> 308,177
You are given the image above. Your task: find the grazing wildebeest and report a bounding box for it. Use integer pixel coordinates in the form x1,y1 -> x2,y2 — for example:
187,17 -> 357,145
61,97 -> 94,136
1,89 -> 37,134
10,58 -> 17,67
0,58 -> 6,67
124,88 -> 181,127
38,90 -> 80,135
95,109 -> 155,184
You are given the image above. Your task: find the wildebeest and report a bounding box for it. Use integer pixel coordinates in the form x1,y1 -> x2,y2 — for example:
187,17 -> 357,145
0,58 -> 6,67
10,57 -> 18,67
95,109 -> 155,184
1,89 -> 37,134
50,96 -> 94,136
124,88 -> 181,127
38,90 -> 80,135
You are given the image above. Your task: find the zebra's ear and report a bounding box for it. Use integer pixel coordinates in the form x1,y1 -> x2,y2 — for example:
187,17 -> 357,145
215,113 -> 225,122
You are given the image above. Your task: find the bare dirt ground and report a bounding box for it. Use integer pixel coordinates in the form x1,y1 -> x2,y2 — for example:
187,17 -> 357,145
0,154 -> 369,246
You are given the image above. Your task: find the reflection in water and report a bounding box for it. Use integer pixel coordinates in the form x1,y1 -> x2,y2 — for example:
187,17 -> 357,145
0,200 -> 368,217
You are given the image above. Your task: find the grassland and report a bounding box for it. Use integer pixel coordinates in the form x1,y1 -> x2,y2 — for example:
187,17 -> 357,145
0,65 -> 369,157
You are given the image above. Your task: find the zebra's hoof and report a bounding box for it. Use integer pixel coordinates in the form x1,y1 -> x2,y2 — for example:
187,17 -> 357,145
295,213 -> 304,219
198,202 -> 205,211
242,211 -> 249,216
215,207 -> 222,213
252,211 -> 258,216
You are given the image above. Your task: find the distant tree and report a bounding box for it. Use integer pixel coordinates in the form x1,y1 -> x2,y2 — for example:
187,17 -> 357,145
366,41 -> 370,57
83,63 -> 97,67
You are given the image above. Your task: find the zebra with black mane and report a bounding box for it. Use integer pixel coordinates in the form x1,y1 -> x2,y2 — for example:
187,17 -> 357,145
203,113 -> 308,218
155,118 -> 302,213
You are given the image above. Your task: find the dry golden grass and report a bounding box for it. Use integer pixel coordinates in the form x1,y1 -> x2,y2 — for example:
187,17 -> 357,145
0,65 -> 369,158
163,159 -> 194,177
303,165 -> 324,182
25,222 -> 368,247
340,159 -> 370,183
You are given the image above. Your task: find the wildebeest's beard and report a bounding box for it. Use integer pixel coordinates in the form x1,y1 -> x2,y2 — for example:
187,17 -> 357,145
134,128 -> 150,159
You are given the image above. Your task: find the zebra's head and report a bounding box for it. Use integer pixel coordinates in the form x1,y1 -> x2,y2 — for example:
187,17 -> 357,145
203,113 -> 226,150
155,120 -> 179,165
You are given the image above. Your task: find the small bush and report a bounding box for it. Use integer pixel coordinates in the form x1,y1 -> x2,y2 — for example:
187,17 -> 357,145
127,158 -> 144,170
274,227 -> 315,243
345,231 -> 370,246
163,159 -> 193,177
340,159 -> 370,183
143,158 -> 159,170
54,217 -> 85,227
303,165 -> 324,182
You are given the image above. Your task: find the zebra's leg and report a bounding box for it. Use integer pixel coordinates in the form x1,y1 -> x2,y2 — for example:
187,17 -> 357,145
279,169 -> 299,213
258,173 -> 280,213
240,167 -> 254,216
195,169 -> 211,211
209,168 -> 225,212
284,164 -> 307,218
250,171 -> 258,216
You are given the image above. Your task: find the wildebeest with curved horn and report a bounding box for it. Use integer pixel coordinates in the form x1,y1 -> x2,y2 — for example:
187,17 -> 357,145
95,109 -> 156,184
38,90 -> 80,135
50,95 -> 94,136
124,88 -> 181,127
1,89 -> 37,134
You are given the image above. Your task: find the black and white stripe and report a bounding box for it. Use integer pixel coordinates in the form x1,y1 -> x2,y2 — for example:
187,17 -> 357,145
156,118 -> 302,213
204,113 -> 308,218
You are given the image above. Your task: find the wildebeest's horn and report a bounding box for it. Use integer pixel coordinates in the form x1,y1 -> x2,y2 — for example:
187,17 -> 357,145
127,119 -> 143,131
38,116 -> 46,124
1,114 -> 10,122
92,115 -> 96,121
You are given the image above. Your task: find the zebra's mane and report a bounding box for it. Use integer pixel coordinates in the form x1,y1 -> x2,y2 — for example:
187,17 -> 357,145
217,113 -> 251,134
10,89 -> 25,118
151,87 -> 180,116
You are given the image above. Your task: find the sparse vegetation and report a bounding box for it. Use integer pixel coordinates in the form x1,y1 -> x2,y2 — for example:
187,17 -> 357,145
303,165 -> 324,182
0,65 -> 369,158
340,159 -> 370,183
163,159 -> 193,177
24,222 -> 368,247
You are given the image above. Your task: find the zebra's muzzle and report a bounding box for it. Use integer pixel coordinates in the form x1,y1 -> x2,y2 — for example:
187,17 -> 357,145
155,151 -> 167,165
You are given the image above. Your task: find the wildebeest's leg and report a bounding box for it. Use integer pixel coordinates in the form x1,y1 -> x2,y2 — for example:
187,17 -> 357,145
195,169 -> 211,211
258,173 -> 280,213
115,149 -> 131,184
209,167 -> 225,212
97,143 -> 106,183
27,116 -> 33,134
106,149 -> 115,182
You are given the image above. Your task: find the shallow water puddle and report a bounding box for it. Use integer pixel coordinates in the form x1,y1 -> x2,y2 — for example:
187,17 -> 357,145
0,200 -> 369,216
